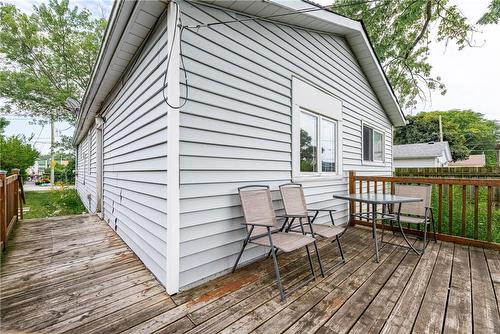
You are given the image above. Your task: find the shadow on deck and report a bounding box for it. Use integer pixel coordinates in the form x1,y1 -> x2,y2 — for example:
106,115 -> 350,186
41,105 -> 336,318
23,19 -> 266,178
1,214 -> 499,333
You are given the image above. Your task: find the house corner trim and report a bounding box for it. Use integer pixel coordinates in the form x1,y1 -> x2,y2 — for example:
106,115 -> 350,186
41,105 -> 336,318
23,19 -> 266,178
165,0 -> 181,295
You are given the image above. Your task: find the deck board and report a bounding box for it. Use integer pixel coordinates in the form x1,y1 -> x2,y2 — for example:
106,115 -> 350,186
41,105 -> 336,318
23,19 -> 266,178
1,214 -> 499,334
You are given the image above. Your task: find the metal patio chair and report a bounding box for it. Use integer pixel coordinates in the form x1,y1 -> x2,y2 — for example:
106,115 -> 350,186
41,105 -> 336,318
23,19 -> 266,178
381,184 -> 437,254
279,183 -> 347,272
232,185 -> 322,301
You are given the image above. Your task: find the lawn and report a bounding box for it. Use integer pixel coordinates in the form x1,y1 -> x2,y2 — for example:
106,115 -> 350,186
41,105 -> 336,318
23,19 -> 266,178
24,189 -> 87,219
429,185 -> 500,243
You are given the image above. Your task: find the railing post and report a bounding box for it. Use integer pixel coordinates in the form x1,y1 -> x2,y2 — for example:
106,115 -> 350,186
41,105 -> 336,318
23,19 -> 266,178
348,171 -> 356,225
0,171 -> 6,251
11,169 -> 20,221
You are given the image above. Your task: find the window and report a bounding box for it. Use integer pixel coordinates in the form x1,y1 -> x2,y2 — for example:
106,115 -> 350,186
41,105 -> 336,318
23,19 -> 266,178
363,125 -> 384,162
300,109 -> 337,174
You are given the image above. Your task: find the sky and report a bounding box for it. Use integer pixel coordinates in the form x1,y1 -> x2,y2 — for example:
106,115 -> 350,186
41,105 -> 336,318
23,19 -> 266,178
1,0 -> 499,154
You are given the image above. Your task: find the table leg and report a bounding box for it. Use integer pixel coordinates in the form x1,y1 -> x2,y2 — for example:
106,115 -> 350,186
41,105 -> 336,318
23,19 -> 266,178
372,203 -> 380,262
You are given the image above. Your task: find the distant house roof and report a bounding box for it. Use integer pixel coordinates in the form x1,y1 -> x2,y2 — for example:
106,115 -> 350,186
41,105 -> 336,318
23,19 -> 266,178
393,142 -> 452,161
449,154 -> 486,167
73,0 -> 405,145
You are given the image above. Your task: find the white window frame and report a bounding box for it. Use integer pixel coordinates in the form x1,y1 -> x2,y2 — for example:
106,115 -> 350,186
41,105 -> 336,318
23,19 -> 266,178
292,77 -> 343,181
361,121 -> 386,165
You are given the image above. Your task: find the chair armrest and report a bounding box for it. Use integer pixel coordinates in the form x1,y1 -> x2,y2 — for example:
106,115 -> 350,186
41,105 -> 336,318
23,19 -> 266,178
240,219 -> 277,227
281,214 -> 309,218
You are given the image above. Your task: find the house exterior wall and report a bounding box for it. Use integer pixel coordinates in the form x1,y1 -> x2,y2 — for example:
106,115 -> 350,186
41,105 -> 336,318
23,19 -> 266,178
177,1 -> 394,289
76,125 -> 98,212
76,13 -> 170,286
394,153 -> 449,168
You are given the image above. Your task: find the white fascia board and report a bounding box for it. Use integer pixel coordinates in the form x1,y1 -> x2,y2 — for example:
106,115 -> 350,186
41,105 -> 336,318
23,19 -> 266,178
165,0 -> 181,295
74,0 -> 135,145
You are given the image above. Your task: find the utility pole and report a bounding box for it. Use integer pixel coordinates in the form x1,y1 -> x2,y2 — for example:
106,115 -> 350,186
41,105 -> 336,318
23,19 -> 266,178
438,115 -> 443,142
50,116 -> 55,186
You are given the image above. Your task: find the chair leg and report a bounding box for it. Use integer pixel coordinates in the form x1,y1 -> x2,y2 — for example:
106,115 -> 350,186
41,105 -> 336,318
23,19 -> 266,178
305,245 -> 316,278
232,227 -> 253,273
431,210 -> 437,243
336,235 -> 345,262
422,220 -> 428,254
306,216 -> 324,277
268,228 -> 285,301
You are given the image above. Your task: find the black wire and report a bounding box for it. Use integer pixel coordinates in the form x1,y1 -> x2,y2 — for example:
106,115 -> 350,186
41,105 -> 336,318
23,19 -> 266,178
162,2 -> 188,109
162,0 -> 381,109
183,0 -> 381,29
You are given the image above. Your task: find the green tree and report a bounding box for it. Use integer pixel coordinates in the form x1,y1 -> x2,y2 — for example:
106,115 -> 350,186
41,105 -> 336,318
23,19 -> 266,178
0,0 -> 106,123
0,0 -> 106,184
0,135 -> 39,180
394,110 -> 500,165
478,0 -> 500,25
0,116 -> 8,135
333,0 -> 481,109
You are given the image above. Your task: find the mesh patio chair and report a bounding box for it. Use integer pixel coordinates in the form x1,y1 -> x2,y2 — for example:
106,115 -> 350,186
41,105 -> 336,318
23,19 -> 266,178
382,184 -> 437,254
279,183 -> 347,272
232,185 -> 321,301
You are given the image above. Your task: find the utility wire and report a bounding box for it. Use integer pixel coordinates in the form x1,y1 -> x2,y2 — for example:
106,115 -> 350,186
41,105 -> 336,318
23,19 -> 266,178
182,0 -> 381,29
162,0 -> 381,109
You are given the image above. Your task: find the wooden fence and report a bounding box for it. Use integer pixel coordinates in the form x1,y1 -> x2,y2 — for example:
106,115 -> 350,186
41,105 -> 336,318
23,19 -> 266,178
395,166 -> 500,178
1,169 -> 25,251
348,171 -> 500,250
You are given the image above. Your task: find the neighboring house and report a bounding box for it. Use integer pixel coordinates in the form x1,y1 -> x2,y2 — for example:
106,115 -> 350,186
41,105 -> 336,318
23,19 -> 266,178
393,142 -> 452,168
73,0 -> 405,294
449,154 -> 486,167
27,159 -> 69,177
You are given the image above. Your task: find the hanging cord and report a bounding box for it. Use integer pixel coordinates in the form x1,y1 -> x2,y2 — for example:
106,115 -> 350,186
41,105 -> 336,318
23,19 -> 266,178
162,1 -> 189,109
182,0 -> 381,29
162,0 -> 382,109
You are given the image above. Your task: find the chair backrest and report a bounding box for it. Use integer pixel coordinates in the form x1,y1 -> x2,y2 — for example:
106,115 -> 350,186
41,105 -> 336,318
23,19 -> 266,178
394,184 -> 432,216
238,185 -> 277,231
279,183 -> 308,217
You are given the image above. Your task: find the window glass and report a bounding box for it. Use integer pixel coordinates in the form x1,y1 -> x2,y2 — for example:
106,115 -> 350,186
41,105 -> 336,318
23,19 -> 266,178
363,124 -> 384,162
363,126 -> 372,161
373,131 -> 383,161
321,118 -> 336,172
300,111 -> 318,172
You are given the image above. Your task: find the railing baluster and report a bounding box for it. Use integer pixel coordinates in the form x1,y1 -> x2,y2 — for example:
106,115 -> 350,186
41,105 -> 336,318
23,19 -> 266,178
438,184 -> 443,233
462,185 -> 467,237
448,185 -> 453,234
474,185 -> 479,239
359,178 -> 363,221
487,186 -> 493,242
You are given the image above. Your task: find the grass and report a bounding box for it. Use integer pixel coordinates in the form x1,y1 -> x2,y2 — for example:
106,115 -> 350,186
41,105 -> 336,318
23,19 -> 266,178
24,188 -> 87,219
429,185 -> 500,243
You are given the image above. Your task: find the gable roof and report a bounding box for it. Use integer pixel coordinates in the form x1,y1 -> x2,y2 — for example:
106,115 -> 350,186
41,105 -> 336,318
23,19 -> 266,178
449,154 -> 486,167
74,0 -> 405,144
394,142 -> 452,161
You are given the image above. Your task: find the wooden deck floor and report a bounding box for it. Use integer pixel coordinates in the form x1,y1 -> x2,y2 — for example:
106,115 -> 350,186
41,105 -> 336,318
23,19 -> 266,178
1,215 -> 499,333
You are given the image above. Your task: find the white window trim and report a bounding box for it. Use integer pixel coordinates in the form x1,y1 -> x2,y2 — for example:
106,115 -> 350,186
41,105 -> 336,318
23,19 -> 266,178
292,76 -> 343,181
361,120 -> 386,166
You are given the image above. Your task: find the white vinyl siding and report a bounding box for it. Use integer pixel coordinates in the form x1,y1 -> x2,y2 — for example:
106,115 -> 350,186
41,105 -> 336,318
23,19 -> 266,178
177,1 -> 393,288
76,125 -> 98,213
98,15 -> 169,286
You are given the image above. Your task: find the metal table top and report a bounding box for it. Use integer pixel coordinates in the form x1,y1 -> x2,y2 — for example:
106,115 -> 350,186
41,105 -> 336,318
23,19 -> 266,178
332,193 -> 423,204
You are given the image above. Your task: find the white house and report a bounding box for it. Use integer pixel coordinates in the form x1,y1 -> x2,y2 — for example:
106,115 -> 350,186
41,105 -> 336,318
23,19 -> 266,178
73,0 -> 405,294
393,142 -> 452,168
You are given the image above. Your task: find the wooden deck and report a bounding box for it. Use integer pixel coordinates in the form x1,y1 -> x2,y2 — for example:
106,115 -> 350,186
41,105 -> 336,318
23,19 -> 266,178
1,215 -> 499,333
